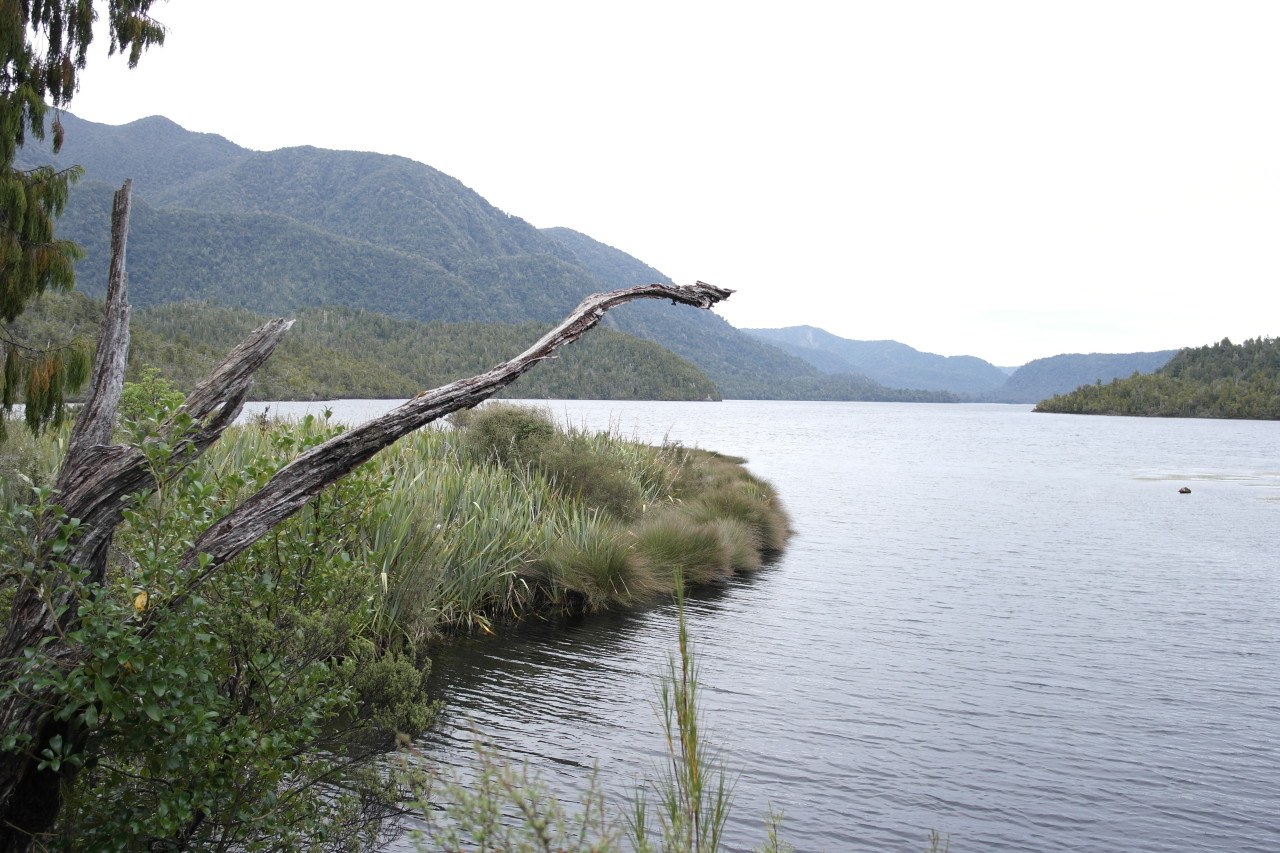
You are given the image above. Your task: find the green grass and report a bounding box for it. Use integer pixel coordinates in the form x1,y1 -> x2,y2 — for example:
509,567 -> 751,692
1,403 -> 792,650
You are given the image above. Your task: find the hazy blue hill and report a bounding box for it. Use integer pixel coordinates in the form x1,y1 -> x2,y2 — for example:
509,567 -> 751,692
998,350 -> 1177,403
742,325 -> 1009,395
543,228 -> 954,401
754,338 -> 863,375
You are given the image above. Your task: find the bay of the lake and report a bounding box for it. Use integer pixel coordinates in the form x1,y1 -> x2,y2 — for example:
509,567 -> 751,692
245,399 -> 1280,852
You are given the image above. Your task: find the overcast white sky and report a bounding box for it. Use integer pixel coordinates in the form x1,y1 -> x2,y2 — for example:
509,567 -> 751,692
66,0 -> 1280,366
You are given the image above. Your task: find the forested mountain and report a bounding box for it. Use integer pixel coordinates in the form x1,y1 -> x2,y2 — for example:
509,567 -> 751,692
16,113 -> 953,403
8,293 -> 722,402
1034,337 -> 1280,419
742,325 -> 1009,395
996,350 -> 1177,404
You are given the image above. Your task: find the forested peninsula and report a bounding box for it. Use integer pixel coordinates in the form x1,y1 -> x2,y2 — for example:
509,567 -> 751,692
1034,336 -> 1280,419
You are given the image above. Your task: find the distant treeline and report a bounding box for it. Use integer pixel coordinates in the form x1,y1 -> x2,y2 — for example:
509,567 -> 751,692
1034,336 -> 1280,419
8,293 -> 723,402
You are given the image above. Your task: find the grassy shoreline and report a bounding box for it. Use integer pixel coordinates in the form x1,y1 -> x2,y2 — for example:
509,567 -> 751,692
257,403 -> 791,648
0,402 -> 790,848
2,402 -> 791,649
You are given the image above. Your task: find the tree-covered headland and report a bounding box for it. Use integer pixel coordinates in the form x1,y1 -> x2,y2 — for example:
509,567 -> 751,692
1034,336 -> 1280,419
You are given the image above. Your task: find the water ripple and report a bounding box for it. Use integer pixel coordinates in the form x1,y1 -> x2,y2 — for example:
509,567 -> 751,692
386,402 -> 1280,853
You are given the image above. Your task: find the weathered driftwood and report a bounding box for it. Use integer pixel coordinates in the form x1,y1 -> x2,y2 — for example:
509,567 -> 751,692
169,279 -> 733,600
0,178 -> 732,849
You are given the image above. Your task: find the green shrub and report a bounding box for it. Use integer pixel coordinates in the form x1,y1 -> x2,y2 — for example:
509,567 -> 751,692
537,440 -> 644,519
117,365 -> 185,423
459,403 -> 559,467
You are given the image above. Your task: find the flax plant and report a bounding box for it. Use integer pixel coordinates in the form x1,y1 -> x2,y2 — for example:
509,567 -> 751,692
629,579 -> 733,853
365,435 -> 557,644
178,405 -> 790,651
405,580 -> 740,853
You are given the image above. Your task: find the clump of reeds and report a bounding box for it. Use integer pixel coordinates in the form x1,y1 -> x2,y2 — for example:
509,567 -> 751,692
403,581 -> 738,853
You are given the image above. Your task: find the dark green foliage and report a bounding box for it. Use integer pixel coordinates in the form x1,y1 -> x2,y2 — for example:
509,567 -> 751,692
1035,336 -> 1280,419
140,302 -> 723,402
117,365 -> 184,422
1,1 -> 164,435
0,291 -> 95,437
1,415 -> 435,850
16,292 -> 722,402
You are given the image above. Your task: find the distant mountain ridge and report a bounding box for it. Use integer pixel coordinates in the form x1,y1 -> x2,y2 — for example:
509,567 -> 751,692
743,325 -> 1010,395
995,349 -> 1178,403
742,325 -> 1177,402
17,113 -> 954,403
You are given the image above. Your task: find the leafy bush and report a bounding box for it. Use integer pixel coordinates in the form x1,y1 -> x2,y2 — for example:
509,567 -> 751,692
459,403 -> 560,466
0,416 -> 436,851
117,365 -> 185,423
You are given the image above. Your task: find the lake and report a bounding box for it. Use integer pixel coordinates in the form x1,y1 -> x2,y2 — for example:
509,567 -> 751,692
245,399 -> 1280,852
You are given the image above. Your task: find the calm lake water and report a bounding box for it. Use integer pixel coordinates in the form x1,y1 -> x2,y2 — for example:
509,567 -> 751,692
247,399 -> 1280,852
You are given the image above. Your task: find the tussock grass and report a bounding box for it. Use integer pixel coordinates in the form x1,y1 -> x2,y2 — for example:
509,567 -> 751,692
2,403 -> 790,649
631,511 -> 733,586
678,481 -> 791,553
535,511 -> 654,610
210,404 -> 789,645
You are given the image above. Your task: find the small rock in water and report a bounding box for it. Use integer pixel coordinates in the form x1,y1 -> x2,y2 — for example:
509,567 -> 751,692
1178,486 -> 1192,494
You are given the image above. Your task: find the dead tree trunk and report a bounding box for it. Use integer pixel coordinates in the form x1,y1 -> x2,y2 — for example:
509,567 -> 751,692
0,180 -> 732,850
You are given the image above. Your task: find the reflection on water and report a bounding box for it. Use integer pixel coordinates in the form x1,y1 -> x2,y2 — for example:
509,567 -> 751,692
252,400 -> 1280,853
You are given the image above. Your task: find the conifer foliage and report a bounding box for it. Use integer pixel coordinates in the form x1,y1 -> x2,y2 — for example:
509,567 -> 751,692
0,0 -> 165,435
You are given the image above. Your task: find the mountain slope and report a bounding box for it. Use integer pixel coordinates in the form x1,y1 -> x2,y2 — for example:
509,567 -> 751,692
543,228 -> 955,401
998,350 -> 1177,403
9,292 -> 721,402
742,325 -> 1009,394
20,114 -> 954,401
